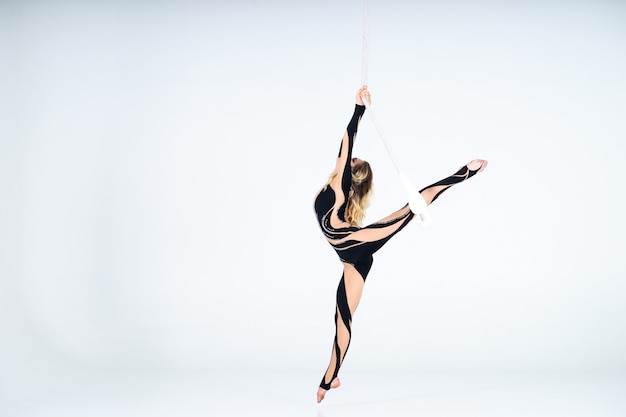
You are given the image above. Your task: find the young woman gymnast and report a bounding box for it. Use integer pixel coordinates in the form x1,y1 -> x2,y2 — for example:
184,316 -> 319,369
313,86 -> 487,403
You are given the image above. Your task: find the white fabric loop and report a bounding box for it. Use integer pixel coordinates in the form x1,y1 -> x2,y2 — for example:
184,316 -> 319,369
361,0 -> 431,227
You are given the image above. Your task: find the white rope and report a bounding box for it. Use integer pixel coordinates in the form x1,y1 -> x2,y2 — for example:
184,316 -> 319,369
360,0 -> 431,226
361,98 -> 401,174
361,0 -> 370,86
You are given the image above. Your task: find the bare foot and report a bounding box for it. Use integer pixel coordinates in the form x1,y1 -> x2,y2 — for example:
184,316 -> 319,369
467,159 -> 488,173
316,377 -> 341,403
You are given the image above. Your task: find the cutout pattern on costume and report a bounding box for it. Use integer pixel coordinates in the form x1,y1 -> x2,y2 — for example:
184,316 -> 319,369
313,105 -> 480,390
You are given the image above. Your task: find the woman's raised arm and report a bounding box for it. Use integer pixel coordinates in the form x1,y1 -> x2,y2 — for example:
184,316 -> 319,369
330,87 -> 370,185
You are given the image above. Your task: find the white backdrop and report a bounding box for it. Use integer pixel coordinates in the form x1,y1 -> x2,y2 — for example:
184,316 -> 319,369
1,0 -> 625,386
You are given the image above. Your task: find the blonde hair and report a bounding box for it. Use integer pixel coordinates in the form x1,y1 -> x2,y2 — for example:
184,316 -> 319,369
346,161 -> 373,226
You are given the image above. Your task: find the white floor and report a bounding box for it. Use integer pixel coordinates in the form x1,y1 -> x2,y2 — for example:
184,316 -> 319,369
2,370 -> 625,417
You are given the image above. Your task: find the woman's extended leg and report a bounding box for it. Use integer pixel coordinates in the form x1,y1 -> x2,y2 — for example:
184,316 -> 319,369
317,262 -> 368,403
420,159 -> 487,205
316,159 -> 487,403
335,160 -> 488,253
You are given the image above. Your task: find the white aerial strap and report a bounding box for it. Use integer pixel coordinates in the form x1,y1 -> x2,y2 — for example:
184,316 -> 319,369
359,0 -> 431,226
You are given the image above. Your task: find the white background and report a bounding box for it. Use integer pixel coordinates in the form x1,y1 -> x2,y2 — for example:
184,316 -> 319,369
1,0 -> 625,399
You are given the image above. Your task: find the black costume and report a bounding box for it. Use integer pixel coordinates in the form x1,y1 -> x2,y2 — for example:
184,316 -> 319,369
314,104 -> 480,390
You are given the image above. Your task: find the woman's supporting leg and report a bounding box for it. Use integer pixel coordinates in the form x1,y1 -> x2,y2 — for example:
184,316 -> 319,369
420,159 -> 488,205
317,263 -> 368,403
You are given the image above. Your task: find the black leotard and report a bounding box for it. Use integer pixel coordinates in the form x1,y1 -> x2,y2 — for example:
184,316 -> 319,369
313,105 -> 415,390
313,104 -> 482,391
314,104 -> 415,280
